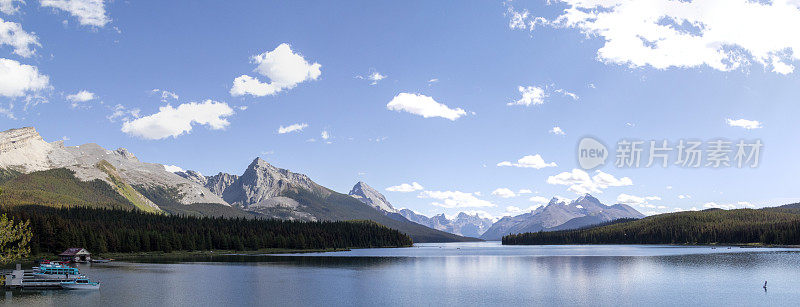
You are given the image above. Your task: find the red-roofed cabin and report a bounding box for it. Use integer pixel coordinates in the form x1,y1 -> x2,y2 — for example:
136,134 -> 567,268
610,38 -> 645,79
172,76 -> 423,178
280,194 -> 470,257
59,248 -> 92,263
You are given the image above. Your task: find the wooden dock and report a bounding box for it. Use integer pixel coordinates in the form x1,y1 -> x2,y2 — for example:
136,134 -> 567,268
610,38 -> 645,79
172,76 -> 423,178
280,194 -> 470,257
2,265 -> 77,290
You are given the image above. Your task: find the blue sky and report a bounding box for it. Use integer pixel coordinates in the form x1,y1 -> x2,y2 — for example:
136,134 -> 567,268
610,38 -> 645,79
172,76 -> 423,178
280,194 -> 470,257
2,0 -> 799,219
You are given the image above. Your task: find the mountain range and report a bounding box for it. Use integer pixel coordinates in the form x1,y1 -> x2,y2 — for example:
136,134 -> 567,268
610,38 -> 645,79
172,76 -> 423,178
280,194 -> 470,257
0,126 -> 644,243
479,194 -> 645,240
347,181 -> 495,237
0,127 -> 474,243
344,178 -> 645,240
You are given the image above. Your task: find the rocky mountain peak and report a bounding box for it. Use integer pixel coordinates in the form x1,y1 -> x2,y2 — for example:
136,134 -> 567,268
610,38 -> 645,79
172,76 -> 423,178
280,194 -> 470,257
0,127 -> 42,148
176,170 -> 207,185
348,181 -> 398,213
114,148 -> 138,161
548,197 -> 567,206
571,193 -> 605,212
221,157 -> 327,208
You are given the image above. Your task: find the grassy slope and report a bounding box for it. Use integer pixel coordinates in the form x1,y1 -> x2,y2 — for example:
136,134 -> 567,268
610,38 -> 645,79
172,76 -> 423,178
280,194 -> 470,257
96,160 -> 161,213
503,208 -> 800,245
0,168 -> 134,210
284,188 -> 481,243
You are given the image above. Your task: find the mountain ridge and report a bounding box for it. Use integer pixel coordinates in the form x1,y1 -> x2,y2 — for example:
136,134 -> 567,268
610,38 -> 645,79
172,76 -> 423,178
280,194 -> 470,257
0,126 -> 476,242
480,194 -> 645,240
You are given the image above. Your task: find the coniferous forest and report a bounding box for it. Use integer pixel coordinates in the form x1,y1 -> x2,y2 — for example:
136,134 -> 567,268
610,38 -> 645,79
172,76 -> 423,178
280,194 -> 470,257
503,206 -> 800,245
1,205 -> 413,255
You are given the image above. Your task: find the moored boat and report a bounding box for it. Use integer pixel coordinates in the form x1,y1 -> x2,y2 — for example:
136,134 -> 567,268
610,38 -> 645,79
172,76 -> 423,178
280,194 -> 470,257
33,263 -> 84,279
60,278 -> 100,290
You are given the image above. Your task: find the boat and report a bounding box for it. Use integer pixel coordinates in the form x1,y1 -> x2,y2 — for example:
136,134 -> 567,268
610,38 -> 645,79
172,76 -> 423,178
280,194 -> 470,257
32,263 -> 84,279
60,278 -> 100,290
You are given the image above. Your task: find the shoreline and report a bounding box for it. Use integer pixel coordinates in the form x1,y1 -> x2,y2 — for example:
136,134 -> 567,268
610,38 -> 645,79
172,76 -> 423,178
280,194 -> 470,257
500,242 -> 800,248
13,246 -> 415,265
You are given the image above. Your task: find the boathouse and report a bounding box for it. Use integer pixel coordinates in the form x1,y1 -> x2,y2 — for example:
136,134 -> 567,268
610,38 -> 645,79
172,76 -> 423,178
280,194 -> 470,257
59,248 -> 92,263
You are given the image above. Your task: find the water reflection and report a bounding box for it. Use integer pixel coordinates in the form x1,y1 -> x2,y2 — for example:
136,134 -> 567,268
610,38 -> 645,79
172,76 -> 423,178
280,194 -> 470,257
4,243 -> 800,306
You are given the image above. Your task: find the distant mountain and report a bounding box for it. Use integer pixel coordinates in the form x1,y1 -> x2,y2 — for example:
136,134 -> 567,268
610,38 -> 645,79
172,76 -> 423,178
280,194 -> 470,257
346,182 -> 493,238
399,209 -> 494,238
480,194 -> 644,240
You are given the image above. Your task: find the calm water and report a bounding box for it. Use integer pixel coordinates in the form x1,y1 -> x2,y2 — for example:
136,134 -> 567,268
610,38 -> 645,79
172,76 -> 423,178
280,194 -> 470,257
4,242 -> 800,306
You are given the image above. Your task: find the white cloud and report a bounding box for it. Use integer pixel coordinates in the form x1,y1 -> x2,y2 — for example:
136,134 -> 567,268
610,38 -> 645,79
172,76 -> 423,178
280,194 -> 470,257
230,43 -> 321,97
356,70 -> 386,85
508,84 -> 578,107
0,58 -> 49,98
419,190 -> 497,208
386,92 -> 466,120
703,202 -> 736,210
704,201 -> 757,210
518,189 -> 533,194
0,0 -> 23,14
0,18 -> 39,57
529,196 -> 550,204
320,130 -> 330,140
504,205 -> 542,216
40,0 -> 110,27
106,104 -> 139,122
497,154 -> 557,169
66,90 -> 95,107
554,88 -> 579,100
162,164 -> 183,173
121,100 -> 234,140
277,123 -> 308,134
519,0 -> 800,74
726,118 -> 763,129
666,185 -> 673,190
151,89 -> 179,102
505,3 -> 547,32
386,182 -> 423,192
508,85 -> 546,106
428,78 -> 439,84
547,169 -> 633,194
616,193 -> 661,206
549,126 -> 565,135
678,194 -> 691,199
738,201 -> 756,208
491,188 -> 517,198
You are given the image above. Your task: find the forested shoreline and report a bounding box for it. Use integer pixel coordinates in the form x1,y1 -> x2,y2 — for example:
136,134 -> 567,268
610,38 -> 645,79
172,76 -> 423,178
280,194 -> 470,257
1,205 -> 413,255
503,207 -> 800,245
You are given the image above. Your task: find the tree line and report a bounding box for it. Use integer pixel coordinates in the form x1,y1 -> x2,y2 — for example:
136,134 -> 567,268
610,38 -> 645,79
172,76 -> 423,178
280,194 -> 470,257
503,208 -> 800,245
1,205 -> 413,255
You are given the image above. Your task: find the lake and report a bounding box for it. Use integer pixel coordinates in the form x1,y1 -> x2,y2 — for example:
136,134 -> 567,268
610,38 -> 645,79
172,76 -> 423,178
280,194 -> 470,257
4,242 -> 800,306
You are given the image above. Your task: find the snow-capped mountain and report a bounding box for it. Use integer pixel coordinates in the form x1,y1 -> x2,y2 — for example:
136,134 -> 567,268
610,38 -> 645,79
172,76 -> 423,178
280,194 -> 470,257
347,182 -> 493,238
480,194 -> 645,240
399,209 -> 495,238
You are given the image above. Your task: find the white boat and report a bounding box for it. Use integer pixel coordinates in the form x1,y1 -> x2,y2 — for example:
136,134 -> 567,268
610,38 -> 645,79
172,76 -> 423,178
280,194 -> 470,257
61,278 -> 100,290
32,263 -> 84,279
